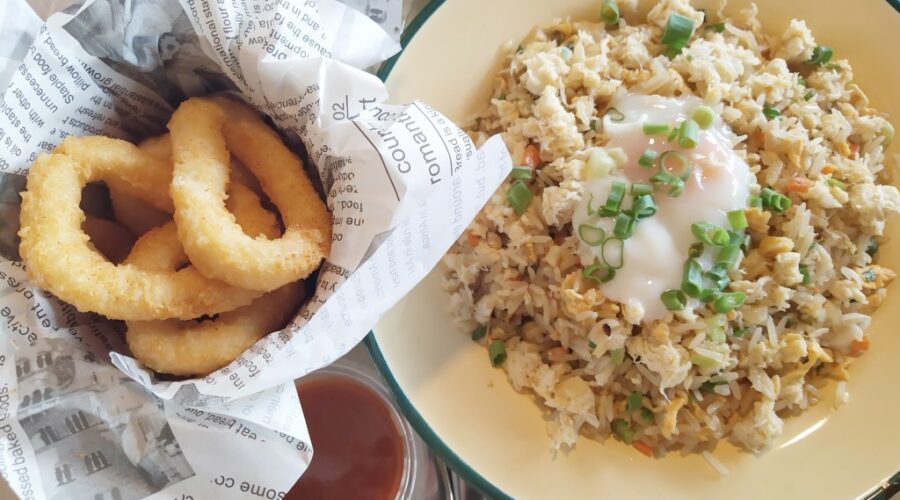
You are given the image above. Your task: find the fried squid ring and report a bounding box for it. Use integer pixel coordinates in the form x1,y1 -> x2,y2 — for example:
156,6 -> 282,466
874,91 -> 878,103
110,134 -> 268,235
168,97 -> 331,292
59,135 -> 174,213
18,140 -> 260,321
108,135 -> 173,235
125,183 -> 299,376
125,281 -> 304,376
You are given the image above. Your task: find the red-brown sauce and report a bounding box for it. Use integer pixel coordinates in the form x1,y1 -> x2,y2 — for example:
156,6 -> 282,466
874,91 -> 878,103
286,375 -> 405,500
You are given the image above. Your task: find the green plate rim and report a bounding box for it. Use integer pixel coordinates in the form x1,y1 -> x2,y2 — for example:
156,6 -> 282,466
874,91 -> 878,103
367,2 -> 900,499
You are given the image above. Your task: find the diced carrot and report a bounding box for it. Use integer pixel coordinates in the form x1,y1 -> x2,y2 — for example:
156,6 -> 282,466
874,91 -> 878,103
821,164 -> 837,175
547,346 -> 569,363
633,441 -> 654,458
466,231 -> 481,247
524,144 -> 541,168
849,142 -> 860,160
753,129 -> 765,144
850,336 -> 870,356
785,177 -> 812,193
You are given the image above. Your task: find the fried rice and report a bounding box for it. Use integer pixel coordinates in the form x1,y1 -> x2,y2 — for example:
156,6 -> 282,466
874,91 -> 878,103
442,0 -> 899,458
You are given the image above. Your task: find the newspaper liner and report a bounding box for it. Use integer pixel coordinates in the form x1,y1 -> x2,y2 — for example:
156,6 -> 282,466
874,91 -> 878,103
0,0 -> 512,498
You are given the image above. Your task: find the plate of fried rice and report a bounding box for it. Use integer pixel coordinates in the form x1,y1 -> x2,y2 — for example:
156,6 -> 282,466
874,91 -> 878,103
369,0 -> 900,497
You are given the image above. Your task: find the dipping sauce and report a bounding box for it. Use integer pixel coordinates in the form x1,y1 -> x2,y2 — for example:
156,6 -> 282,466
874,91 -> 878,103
572,93 -> 751,321
287,375 -> 405,500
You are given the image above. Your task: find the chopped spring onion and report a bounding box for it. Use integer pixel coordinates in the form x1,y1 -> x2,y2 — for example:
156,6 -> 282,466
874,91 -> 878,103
732,326 -> 748,338
799,265 -> 811,285
881,123 -> 894,147
692,105 -> 716,130
611,418 -> 635,444
638,149 -> 658,168
609,348 -> 625,364
613,212 -> 637,239
650,170 -> 685,197
866,239 -> 879,256
661,13 -> 695,57
639,407 -> 655,423
713,292 -> 746,313
705,22 -> 725,33
768,193 -> 791,213
806,45 -> 834,66
763,105 -> 781,120
804,90 -> 817,101
742,233 -> 752,251
681,258 -> 704,298
661,289 -> 687,310
667,121 -> 683,142
488,340 -> 507,366
690,353 -> 718,370
600,180 -> 628,216
699,381 -> 725,393
578,224 -> 606,246
631,183 -> 653,196
760,187 -> 791,213
659,150 -> 691,179
590,119 -> 598,131
589,340 -> 598,349
471,325 -> 487,341
748,194 -> 763,208
626,391 -> 643,412
506,180 -> 533,215
715,243 -> 742,270
600,0 -> 620,25
678,119 -> 701,148
699,288 -> 721,303
631,194 -> 657,219
689,242 -> 704,258
706,263 -> 731,290
797,76 -> 806,87
584,262 -> 616,284
510,166 -> 533,180
606,107 -> 625,122
692,222 -> 730,247
827,178 -> 847,190
707,326 -> 726,344
727,209 -> 748,230
602,237 -> 625,269
642,122 -> 670,135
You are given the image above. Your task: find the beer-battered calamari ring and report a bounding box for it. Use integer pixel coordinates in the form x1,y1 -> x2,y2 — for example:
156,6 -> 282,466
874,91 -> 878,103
111,134 -> 271,236
168,97 -> 331,292
125,281 -> 304,376
125,182 -> 298,376
18,145 -> 259,321
59,135 -> 174,213
125,183 -> 280,270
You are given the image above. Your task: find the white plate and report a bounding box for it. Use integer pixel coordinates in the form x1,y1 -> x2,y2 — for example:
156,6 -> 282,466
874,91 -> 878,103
370,1 -> 900,498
